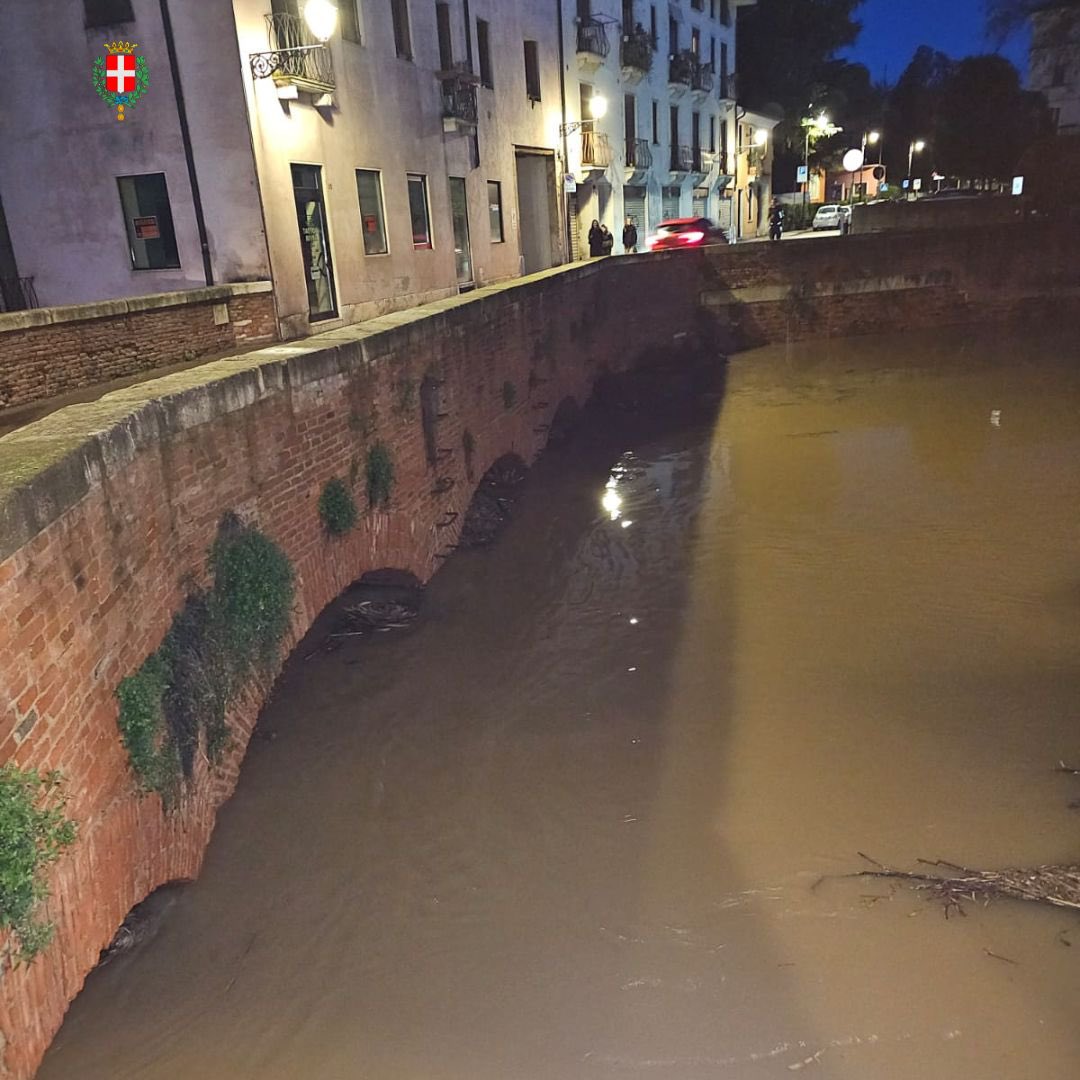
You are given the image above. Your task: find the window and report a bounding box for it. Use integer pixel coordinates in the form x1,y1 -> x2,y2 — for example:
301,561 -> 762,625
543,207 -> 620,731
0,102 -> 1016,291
84,0 -> 134,26
669,15 -> 677,54
720,41 -> 728,80
652,99 -> 659,144
391,0 -> 412,59
710,36 -> 716,69
477,18 -> 493,88
691,27 -> 700,56
488,181 -> 504,242
524,39 -> 541,100
650,5 -> 658,49
720,0 -> 730,25
436,2 -> 454,70
407,174 -> 432,248
709,0 -> 715,17
340,0 -> 362,42
117,174 -> 180,270
356,170 -> 388,255
709,115 -> 715,152
1052,63 -> 1066,87
691,0 -> 703,9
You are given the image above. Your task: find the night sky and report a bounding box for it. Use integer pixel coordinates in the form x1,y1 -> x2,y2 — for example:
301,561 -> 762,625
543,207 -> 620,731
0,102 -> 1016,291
842,0 -> 1031,83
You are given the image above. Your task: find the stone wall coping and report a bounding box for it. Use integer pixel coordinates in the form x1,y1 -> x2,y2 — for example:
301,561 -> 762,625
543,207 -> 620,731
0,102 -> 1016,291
0,259 -> 618,562
0,281 -> 274,334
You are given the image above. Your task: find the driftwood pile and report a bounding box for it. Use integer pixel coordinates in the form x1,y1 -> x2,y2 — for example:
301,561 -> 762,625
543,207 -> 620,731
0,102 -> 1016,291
458,456 -> 527,549
848,854 -> 1080,918
837,761 -> 1080,919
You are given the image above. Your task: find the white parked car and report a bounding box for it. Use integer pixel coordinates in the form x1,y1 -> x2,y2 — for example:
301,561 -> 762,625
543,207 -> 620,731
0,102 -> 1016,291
812,205 -> 851,230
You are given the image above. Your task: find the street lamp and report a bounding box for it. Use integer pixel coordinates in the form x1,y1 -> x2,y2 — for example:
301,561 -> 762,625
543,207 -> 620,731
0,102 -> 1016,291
907,138 -> 926,180
863,129 -> 881,165
802,112 -> 840,211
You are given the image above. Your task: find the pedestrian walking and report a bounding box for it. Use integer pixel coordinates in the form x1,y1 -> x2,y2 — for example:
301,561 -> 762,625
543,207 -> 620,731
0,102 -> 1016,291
587,219 -> 603,258
600,224 -> 614,256
622,216 -> 639,254
767,200 -> 784,242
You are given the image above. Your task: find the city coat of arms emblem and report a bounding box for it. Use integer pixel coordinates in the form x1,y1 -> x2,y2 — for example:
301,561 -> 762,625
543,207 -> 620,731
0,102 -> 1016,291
92,41 -> 149,121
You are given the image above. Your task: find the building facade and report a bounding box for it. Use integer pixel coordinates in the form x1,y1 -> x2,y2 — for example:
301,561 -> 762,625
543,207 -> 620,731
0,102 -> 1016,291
1029,3 -> 1080,134
0,0 -> 757,336
561,0 -> 758,253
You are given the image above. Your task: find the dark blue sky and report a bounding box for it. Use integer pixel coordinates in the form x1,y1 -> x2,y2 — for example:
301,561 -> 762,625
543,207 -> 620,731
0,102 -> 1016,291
842,0 -> 1031,83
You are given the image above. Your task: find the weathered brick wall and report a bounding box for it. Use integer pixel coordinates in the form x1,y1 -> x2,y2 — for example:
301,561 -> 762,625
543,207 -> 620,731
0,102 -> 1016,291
700,221 -> 1080,348
0,284 -> 278,411
0,255 -> 700,1079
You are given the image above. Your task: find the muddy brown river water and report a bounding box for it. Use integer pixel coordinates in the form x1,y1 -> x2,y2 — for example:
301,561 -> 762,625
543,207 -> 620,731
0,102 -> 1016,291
39,327 -> 1080,1079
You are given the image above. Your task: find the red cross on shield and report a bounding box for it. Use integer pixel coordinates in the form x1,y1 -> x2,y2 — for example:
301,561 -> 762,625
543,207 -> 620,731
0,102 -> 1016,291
106,54 -> 136,94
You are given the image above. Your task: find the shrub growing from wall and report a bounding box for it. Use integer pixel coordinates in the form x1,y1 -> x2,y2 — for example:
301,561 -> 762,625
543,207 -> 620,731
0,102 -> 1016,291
115,515 -> 294,802
318,477 -> 358,536
0,767 -> 76,963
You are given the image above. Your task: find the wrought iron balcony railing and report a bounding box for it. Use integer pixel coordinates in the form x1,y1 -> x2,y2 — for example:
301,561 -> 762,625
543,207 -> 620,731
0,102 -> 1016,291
582,130 -> 613,168
577,17 -> 610,57
626,137 -> 653,170
717,71 -> 738,100
252,11 -> 334,90
691,61 -> 715,94
442,71 -> 478,125
670,144 -> 694,172
620,27 -> 653,73
668,49 -> 695,85
0,276 -> 38,313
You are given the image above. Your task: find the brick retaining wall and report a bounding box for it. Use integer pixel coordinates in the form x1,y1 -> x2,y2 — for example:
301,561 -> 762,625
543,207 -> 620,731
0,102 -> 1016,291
700,221 -> 1080,348
0,283 -> 277,411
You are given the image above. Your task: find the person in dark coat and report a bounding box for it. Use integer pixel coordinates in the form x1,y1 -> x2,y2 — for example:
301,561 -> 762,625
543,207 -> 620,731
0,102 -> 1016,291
587,219 -> 603,257
600,224 -> 614,256
622,216 -> 639,253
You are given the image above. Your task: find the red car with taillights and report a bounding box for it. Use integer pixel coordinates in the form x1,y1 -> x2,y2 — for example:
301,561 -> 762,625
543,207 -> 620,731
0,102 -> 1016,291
646,217 -> 729,251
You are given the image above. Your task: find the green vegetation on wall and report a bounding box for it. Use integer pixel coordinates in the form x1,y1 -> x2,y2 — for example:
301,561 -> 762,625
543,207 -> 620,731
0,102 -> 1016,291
115,515 -> 294,803
0,766 -> 76,963
366,442 -> 394,509
318,477 -> 358,536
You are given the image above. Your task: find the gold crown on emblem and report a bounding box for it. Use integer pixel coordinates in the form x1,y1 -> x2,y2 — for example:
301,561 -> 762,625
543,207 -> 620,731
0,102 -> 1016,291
103,40 -> 139,54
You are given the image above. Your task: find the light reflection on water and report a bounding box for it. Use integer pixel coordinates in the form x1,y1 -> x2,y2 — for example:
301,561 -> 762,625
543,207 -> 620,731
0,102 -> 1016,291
40,327 -> 1080,1080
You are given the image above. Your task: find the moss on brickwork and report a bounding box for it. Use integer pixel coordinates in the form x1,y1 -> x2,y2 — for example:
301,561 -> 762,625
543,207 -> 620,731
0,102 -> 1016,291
115,515 -> 294,802
0,765 -> 77,964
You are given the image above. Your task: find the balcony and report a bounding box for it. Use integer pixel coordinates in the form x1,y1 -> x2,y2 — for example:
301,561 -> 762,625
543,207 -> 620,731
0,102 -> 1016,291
620,26 -> 653,84
717,71 -> 738,103
669,143 -> 694,176
255,11 -> 335,93
582,129 -> 613,172
625,137 -> 653,178
668,49 -> 695,96
0,276 -> 37,313
576,17 -> 610,73
690,61 -> 714,102
441,66 -> 478,131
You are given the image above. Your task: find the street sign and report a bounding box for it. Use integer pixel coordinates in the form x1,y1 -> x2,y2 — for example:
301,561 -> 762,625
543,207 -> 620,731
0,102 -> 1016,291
564,173 -> 577,193
880,182 -> 889,192
913,178 -> 922,191
796,165 -> 809,184
902,179 -> 910,190
1012,175 -> 1024,196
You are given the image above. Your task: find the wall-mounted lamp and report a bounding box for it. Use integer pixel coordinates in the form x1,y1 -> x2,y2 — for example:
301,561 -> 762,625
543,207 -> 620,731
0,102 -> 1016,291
560,94 -> 607,136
